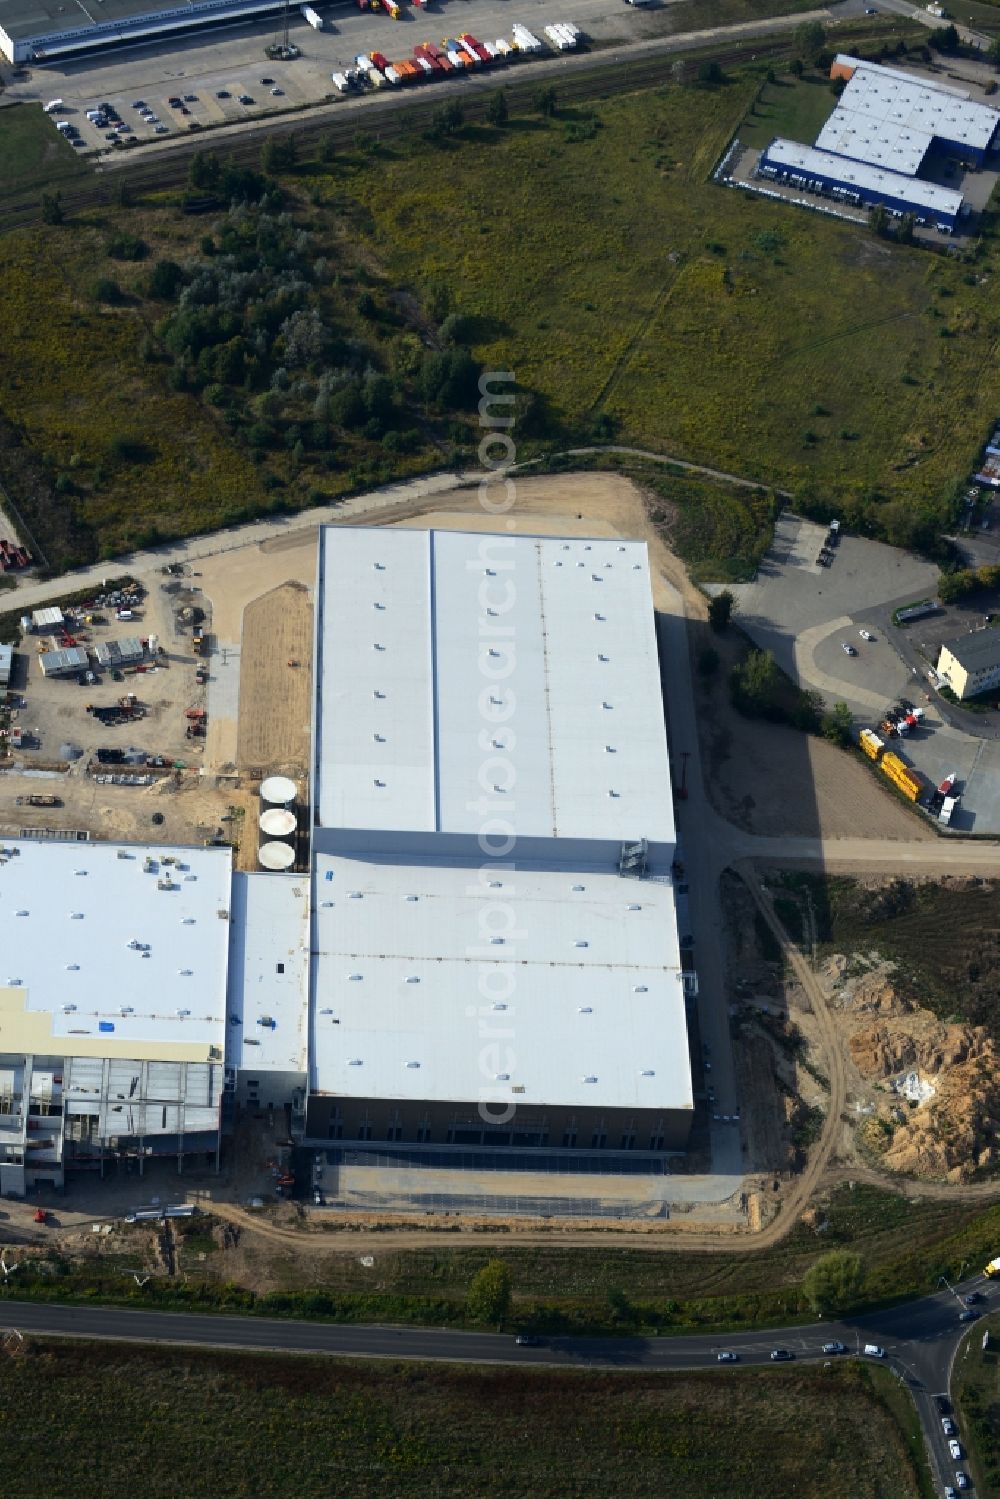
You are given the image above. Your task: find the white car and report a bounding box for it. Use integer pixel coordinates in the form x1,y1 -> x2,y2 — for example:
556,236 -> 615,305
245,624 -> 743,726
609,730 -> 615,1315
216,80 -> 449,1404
859,629 -> 874,641
949,1439 -> 963,1460
841,642 -> 857,656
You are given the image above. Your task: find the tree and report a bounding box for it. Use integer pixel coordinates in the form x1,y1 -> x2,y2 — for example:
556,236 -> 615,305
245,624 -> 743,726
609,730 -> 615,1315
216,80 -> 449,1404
487,89 -> 509,127
708,589 -> 735,632
820,700 -> 853,747
937,568 -> 977,604
794,20 -> 827,64
188,150 -> 221,191
466,1259 -> 513,1328
989,36 -> 1000,68
932,23 -> 960,53
896,212 -> 916,245
802,1250 -> 865,1315
318,131 -> 337,164
534,85 -> 558,118
147,259 -> 185,300
697,60 -> 724,85
41,191 -> 64,226
731,648 -> 781,717
868,203 -> 889,237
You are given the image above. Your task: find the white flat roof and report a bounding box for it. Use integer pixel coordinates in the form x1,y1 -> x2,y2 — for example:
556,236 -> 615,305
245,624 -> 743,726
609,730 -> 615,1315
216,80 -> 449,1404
310,851 -> 692,1113
763,138 -> 964,217
315,528 -> 674,846
227,872 -> 309,1075
0,839 -> 232,1058
817,63 -> 999,171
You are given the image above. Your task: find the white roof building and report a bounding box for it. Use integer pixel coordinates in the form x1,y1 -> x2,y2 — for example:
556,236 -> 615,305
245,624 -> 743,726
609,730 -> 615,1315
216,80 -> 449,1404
310,850 -> 690,1115
308,526 -> 692,1142
313,528 -> 675,858
0,643 -> 11,687
0,839 -> 232,1063
819,57 -> 1000,172
227,871 -> 309,1087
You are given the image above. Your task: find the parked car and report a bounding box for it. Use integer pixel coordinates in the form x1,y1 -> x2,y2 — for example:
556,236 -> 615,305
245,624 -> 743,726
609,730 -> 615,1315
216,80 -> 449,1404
949,1440 -> 963,1461
216,89 -> 230,99
859,629 -> 874,641
183,92 -> 197,101
955,1472 -> 969,1490
863,1343 -> 886,1358
841,642 -> 858,656
942,1417 -> 957,1436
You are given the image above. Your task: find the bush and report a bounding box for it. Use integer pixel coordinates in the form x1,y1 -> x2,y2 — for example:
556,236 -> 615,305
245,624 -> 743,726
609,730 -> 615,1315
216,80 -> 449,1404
92,277 -> 121,305
107,233 -> 147,262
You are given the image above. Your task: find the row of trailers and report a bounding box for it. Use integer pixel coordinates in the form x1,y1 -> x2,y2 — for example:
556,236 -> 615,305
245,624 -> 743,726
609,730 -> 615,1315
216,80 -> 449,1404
332,22 -> 578,89
859,727 -> 960,823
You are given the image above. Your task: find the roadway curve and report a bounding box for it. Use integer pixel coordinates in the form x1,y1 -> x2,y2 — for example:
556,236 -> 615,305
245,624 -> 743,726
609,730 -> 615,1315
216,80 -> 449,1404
2,1270 -> 994,1492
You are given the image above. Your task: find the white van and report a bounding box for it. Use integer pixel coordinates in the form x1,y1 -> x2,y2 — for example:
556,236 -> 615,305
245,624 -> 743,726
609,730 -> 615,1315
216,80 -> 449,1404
44,98 -> 64,113
863,1343 -> 886,1358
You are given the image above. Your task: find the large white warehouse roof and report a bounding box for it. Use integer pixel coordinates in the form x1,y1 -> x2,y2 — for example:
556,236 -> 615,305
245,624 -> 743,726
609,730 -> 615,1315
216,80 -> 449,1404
0,839 -> 232,1062
314,528 -> 674,848
818,59 -> 1000,172
310,851 -> 691,1113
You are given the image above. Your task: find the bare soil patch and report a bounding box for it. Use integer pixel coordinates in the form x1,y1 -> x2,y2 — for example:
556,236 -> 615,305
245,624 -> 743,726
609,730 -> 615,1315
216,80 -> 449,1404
236,581 -> 313,777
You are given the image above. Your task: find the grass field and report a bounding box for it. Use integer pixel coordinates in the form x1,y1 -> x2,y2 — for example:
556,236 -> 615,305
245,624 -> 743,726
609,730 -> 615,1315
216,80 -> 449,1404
339,69 -> 1000,532
2,53 -> 999,570
0,1343 -> 926,1499
0,104 -> 90,194
738,73 -> 845,150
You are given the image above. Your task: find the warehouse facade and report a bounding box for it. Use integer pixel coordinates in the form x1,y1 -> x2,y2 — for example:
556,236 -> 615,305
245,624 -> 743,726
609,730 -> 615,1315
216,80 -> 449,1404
0,0 -> 291,64
758,138 -> 963,231
305,527 -> 693,1155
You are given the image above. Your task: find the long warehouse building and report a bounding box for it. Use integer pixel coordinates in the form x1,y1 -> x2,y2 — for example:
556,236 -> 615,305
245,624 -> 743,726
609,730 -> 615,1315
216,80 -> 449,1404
305,527 -> 693,1153
758,137 -> 964,231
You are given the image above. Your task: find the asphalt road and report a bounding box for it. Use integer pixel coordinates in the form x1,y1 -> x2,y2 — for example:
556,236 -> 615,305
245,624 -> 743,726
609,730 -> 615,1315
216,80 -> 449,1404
2,1272 -> 993,1489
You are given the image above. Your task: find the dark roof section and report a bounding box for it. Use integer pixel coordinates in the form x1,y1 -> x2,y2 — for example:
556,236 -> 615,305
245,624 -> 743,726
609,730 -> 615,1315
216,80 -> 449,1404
942,629 -> 1000,672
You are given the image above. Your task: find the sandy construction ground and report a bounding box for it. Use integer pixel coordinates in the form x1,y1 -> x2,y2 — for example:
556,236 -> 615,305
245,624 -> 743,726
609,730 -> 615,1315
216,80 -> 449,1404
236,581 -> 313,777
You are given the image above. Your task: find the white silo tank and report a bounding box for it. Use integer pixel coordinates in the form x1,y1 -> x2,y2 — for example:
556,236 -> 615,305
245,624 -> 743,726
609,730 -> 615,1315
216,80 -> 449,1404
260,775 -> 296,809
258,840 -> 295,871
259,808 -> 297,842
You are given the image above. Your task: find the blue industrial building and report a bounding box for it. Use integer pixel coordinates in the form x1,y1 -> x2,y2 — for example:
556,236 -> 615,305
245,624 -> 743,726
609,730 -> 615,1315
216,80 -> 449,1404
758,138 -> 964,232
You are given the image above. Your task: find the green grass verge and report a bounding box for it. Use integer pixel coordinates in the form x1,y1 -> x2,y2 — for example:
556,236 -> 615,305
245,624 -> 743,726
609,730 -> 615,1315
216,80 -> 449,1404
953,1314 -> 1000,1494
1,1342 -> 926,1499
0,104 -> 90,195
8,1186 -> 1000,1337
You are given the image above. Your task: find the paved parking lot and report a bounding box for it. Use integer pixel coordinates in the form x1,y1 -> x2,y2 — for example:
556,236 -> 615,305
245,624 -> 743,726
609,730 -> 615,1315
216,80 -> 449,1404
2,0 -> 650,154
725,511 -> 1000,832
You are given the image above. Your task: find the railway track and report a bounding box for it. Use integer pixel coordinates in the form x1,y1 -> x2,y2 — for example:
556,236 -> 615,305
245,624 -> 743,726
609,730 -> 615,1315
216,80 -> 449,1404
2,36 -> 791,232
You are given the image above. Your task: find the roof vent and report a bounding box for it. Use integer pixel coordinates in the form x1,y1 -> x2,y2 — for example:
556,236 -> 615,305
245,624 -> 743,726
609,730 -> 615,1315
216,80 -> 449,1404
349,974 -> 363,982
405,1060 -> 420,1069
373,601 -> 385,610
598,653 -> 609,663
606,745 -> 616,754
373,642 -> 385,652
120,1006 -> 133,1015
492,1002 -> 507,1011
176,1007 -> 191,1016
572,884 -> 585,892
495,1072 -> 510,1081
62,1003 -> 76,1013
574,940 -> 588,949
577,1006 -> 592,1014
640,1069 -> 655,1077
608,789 -> 620,798
65,964 -> 79,971
348,891 -> 362,899
181,917 -> 195,925
320,1007 -> 333,1015
405,975 -> 420,984
70,912 -> 83,920
374,733 -> 386,743
628,903 -> 641,911
634,985 -> 648,993
15,909 -> 28,917
594,612 -> 605,621
373,778 -> 385,788
582,1075 -> 597,1084
74,869 -> 87,876
406,894 -> 419,902
489,880 -> 502,888
373,690 -> 385,700
373,561 -> 384,570
603,701 -> 613,710
348,1058 -> 363,1066
490,936 -> 504,946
